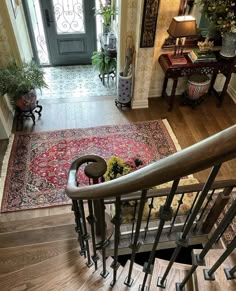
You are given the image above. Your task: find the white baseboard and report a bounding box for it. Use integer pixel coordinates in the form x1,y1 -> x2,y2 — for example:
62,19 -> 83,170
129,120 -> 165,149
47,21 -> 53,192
0,95 -> 14,139
228,84 -> 236,103
132,99 -> 149,109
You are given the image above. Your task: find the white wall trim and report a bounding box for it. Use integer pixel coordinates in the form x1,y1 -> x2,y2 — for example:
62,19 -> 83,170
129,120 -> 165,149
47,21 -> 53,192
132,99 -> 149,109
0,95 -> 14,140
228,84 -> 236,103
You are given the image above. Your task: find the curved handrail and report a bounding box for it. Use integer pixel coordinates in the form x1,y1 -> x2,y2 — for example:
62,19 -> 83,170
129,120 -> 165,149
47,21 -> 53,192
66,125 -> 236,200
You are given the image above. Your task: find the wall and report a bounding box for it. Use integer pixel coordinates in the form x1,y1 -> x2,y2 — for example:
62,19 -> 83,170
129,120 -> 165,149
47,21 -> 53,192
0,0 -> 33,139
0,2 -> 15,65
5,0 -> 33,62
0,95 -> 14,139
228,75 -> 236,104
118,0 -> 182,108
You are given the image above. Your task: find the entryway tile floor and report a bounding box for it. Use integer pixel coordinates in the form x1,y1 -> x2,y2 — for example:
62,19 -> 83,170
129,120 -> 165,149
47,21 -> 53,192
37,65 -> 116,101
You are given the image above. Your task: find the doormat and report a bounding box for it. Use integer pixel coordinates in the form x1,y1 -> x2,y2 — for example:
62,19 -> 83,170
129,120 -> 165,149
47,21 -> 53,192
1,120 -> 184,212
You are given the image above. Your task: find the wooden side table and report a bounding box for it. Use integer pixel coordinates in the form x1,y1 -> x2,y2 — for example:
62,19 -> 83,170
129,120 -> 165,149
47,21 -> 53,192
158,53 -> 236,111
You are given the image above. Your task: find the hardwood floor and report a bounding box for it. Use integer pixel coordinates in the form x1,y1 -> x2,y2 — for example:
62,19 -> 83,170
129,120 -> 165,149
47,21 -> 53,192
14,93 -> 236,182
0,93 -> 235,221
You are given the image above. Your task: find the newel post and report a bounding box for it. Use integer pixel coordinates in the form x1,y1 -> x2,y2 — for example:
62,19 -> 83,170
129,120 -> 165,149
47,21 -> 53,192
84,157 -> 107,235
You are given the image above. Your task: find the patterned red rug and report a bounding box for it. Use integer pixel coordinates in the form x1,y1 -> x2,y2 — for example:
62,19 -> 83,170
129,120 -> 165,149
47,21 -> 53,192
1,120 -> 180,212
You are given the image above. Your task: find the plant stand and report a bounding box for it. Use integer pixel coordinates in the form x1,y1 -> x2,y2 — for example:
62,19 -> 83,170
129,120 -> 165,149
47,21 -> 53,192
15,100 -> 42,130
99,70 -> 116,86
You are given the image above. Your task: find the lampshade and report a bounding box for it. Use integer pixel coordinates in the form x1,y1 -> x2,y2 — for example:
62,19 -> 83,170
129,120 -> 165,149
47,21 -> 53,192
167,16 -> 197,38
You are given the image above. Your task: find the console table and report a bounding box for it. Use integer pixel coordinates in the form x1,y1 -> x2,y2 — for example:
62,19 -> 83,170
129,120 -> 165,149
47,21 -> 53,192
158,53 -> 236,111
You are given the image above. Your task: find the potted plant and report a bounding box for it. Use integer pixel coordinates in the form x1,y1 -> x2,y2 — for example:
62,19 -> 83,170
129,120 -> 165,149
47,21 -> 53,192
0,60 -> 48,110
94,0 -> 116,33
91,50 -> 116,84
197,0 -> 236,57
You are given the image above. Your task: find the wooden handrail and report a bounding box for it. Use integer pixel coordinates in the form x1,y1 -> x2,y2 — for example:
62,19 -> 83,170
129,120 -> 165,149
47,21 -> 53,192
66,125 -> 236,200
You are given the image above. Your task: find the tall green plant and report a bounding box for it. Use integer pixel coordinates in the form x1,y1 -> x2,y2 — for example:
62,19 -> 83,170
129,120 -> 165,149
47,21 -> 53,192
0,60 -> 48,98
91,51 -> 116,75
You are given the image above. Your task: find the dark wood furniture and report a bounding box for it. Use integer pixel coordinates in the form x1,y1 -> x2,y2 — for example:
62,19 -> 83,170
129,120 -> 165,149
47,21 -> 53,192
99,35 -> 117,86
16,100 -> 42,130
158,53 -> 236,111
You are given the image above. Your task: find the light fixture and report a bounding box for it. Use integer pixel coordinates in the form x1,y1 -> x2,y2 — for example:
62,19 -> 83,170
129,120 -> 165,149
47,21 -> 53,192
167,15 -> 197,63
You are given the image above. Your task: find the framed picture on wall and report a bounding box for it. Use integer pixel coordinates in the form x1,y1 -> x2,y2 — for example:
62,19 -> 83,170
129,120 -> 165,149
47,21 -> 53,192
140,0 -> 160,48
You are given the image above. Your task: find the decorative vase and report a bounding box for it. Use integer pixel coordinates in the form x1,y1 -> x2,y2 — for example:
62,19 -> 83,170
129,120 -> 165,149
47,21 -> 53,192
103,23 -> 110,34
16,89 -> 37,111
117,72 -> 132,104
220,32 -> 236,58
186,74 -> 210,100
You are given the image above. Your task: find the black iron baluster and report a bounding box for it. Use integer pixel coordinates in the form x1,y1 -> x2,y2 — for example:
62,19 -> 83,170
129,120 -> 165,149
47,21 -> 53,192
144,197 -> 154,241
158,165 -> 221,288
176,195 -> 236,291
110,196 -> 122,287
99,198 -> 110,278
201,186 -> 232,234
125,189 -> 148,287
224,265 -> 236,280
204,235 -> 236,280
130,200 -> 138,244
192,189 -> 215,232
79,200 -> 92,267
87,200 -> 99,271
72,199 -> 86,257
182,190 -> 200,231
168,192 -> 185,236
140,179 -> 180,291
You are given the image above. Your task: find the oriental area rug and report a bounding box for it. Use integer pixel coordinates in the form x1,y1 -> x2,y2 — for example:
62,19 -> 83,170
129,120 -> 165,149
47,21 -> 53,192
1,120 -> 182,212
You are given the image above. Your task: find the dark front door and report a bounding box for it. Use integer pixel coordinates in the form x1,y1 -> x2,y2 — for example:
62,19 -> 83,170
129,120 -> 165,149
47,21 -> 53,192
40,0 -> 96,65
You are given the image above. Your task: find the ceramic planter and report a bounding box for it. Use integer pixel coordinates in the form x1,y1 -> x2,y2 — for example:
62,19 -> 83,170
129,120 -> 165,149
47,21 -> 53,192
117,72 -> 132,104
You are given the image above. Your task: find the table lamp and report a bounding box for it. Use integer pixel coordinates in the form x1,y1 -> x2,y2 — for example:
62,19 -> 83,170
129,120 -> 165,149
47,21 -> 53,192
167,15 -> 197,62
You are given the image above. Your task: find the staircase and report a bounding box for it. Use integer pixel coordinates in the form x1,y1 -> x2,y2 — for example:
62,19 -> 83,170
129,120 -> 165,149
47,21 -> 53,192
1,126 -> 236,290
0,212 -> 236,291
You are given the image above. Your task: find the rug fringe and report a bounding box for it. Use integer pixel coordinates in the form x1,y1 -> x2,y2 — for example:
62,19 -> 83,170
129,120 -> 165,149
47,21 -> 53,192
0,134 -> 14,208
163,119 -> 194,179
163,119 -> 182,152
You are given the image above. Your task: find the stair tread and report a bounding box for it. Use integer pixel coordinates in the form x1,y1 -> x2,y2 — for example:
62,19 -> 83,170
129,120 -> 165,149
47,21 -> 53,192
193,249 -> 236,291
0,248 -> 87,290
78,256 -> 123,290
0,213 -> 74,233
112,260 -> 147,290
35,253 -> 101,291
0,224 -> 77,248
149,258 -> 194,291
0,238 -> 78,277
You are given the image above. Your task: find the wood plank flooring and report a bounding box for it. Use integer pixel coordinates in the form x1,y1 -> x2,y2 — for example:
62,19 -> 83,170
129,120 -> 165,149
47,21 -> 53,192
13,94 -> 236,182
0,94 -> 235,223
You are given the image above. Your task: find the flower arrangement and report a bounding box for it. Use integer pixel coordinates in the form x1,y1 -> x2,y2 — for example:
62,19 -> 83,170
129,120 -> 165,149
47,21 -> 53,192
95,0 -> 116,27
104,156 -> 144,181
197,0 -> 236,35
197,37 -> 214,53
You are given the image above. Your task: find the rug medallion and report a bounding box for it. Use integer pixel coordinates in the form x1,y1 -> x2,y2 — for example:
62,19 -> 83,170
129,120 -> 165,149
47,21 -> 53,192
1,120 -> 179,212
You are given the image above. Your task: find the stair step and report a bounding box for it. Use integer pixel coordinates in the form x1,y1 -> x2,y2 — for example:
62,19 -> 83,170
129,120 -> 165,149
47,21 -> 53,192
0,213 -> 74,233
149,258 -> 194,291
78,256 -> 123,290
193,249 -> 236,291
0,248 -> 89,290
0,238 -> 78,277
113,260 -> 149,290
35,254 -> 102,291
0,224 -> 77,248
